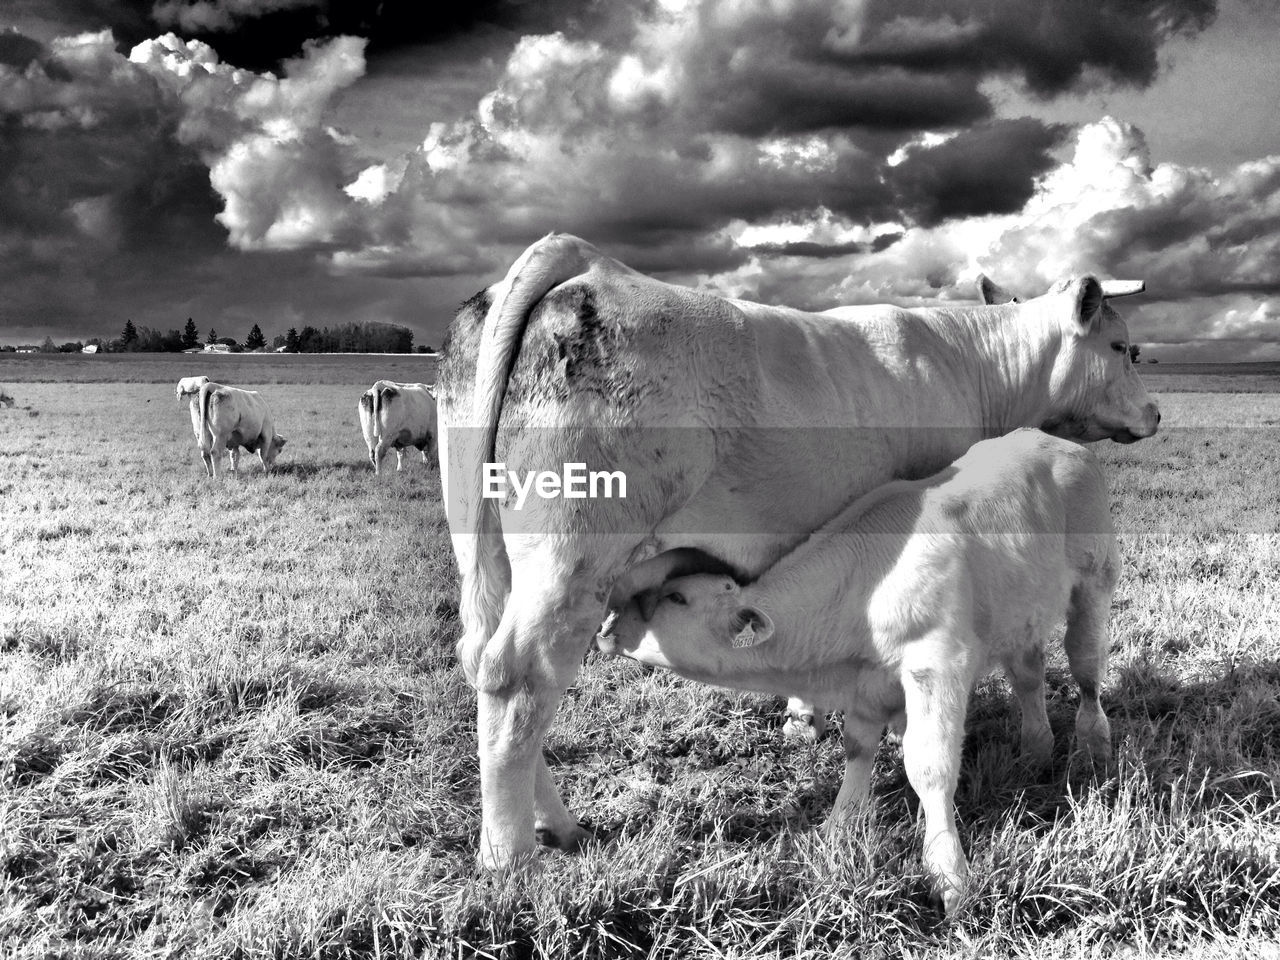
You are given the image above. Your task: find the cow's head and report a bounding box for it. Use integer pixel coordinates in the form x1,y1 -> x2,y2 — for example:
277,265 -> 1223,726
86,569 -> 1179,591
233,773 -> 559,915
1025,276 -> 1160,444
597,573 -> 773,674
265,434 -> 287,464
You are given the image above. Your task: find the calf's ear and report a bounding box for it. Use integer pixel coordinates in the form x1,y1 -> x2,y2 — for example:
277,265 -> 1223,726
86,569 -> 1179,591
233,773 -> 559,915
730,606 -> 774,647
638,588 -> 661,622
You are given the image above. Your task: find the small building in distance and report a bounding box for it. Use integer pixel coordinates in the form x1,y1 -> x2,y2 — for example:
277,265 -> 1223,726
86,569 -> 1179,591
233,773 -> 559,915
81,344 -> 98,354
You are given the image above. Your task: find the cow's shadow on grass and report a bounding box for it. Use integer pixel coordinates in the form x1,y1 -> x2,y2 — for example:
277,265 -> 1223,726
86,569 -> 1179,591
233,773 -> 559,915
577,656 -> 1280,851
265,459 -> 372,480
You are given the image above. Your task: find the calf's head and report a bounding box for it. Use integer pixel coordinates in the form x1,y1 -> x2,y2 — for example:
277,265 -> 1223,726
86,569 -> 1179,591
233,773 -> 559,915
1036,276 -> 1160,443
597,574 -> 774,674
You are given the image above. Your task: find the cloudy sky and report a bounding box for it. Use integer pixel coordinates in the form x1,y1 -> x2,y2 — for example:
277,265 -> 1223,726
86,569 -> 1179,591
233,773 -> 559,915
2,0 -> 1278,359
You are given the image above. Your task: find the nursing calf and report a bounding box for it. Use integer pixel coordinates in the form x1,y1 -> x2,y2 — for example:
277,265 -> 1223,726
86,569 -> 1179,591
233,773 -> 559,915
192,382 -> 287,478
597,430 -> 1117,913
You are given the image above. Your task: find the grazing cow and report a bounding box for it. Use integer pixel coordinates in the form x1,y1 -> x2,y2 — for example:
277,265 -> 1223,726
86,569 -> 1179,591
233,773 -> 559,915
596,429 -> 1116,913
193,382 -> 286,478
357,380 -> 437,473
435,233 -> 1158,870
175,375 -> 209,403
0,386 -> 14,408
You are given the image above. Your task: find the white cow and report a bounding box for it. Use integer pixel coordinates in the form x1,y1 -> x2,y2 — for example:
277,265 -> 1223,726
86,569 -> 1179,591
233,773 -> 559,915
175,375 -> 209,403
596,429 -> 1116,913
435,233 -> 1158,870
193,382 -> 286,478
357,380 -> 437,473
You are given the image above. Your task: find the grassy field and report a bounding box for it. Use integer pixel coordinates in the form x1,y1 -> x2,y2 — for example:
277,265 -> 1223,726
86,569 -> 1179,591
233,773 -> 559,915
2,358 -> 1279,958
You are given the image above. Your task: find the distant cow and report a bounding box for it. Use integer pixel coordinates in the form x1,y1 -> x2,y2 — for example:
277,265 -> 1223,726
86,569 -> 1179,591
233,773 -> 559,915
193,382 -> 286,478
358,380 -> 437,474
597,429 -> 1117,914
175,375 -> 209,403
0,386 -> 14,408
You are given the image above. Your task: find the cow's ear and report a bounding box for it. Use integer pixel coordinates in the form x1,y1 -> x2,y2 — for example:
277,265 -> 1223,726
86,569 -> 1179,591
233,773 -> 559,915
1067,276 -> 1105,335
276,435 -> 288,448
977,274 -> 1020,305
730,606 -> 774,647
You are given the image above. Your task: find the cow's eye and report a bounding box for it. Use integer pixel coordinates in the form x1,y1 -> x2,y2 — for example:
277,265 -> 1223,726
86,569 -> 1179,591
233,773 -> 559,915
665,591 -> 687,606
1111,341 -> 1127,353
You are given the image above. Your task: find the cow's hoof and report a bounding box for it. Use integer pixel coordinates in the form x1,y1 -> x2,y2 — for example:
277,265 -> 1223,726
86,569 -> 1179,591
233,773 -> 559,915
534,823 -> 593,853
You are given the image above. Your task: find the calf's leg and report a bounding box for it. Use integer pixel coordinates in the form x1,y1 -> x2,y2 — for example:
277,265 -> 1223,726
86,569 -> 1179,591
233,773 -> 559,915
823,711 -> 883,833
899,638 -> 974,915
1063,583 -> 1113,764
1005,643 -> 1054,767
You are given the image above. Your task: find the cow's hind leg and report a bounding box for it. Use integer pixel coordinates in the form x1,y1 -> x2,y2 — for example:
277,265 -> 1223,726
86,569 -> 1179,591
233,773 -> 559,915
1064,582 -> 1114,765
469,574 -> 604,869
372,438 -> 391,475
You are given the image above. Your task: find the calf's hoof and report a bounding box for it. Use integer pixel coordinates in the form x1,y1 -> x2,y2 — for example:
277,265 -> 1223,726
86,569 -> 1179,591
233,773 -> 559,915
783,712 -> 826,743
534,822 -> 593,853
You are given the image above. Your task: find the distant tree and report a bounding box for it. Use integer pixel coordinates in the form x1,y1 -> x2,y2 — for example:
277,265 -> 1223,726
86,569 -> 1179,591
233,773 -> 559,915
122,320 -> 138,349
182,318 -> 200,349
39,336 -> 57,353
58,341 -> 83,353
217,337 -> 239,350
206,328 -> 218,345
285,327 -> 300,352
271,334 -> 287,349
245,324 -> 266,350
1128,344 -> 1141,364
415,344 -> 434,354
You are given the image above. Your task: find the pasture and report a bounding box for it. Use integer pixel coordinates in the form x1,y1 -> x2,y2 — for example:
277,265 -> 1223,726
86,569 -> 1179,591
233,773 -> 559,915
2,355 -> 1280,958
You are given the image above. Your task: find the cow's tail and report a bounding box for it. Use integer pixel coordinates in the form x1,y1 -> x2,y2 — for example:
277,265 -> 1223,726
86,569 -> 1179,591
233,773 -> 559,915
198,381 -> 217,450
374,383 -> 398,437
453,233 -> 598,671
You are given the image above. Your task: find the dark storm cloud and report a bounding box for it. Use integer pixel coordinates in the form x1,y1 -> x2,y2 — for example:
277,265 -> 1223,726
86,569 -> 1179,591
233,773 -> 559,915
21,0 -> 645,70
884,119 -> 1068,227
0,31 -> 46,68
849,0 -> 1218,93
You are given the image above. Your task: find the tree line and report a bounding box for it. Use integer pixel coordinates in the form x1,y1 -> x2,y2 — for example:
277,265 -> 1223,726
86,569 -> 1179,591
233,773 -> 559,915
3,318 -> 424,354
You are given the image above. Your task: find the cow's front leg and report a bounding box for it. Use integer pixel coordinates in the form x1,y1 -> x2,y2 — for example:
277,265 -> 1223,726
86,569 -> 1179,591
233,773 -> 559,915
472,585 -> 598,869
394,447 -> 405,472
228,446 -> 240,474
